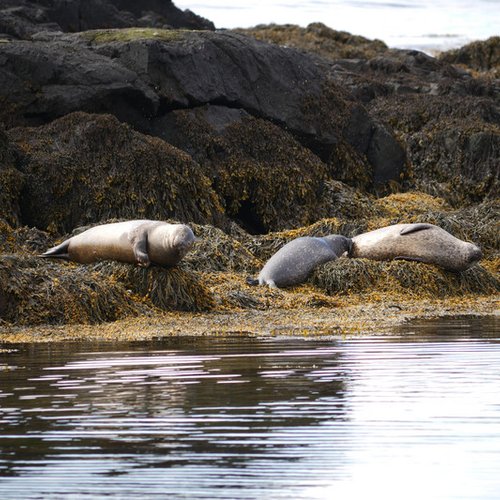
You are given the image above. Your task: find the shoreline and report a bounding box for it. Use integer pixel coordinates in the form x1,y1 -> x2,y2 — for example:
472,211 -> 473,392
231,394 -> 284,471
1,14 -> 498,343
1,296 -> 497,344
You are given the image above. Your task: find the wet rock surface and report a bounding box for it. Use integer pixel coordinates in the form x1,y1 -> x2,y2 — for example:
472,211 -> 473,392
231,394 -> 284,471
0,3 -> 498,334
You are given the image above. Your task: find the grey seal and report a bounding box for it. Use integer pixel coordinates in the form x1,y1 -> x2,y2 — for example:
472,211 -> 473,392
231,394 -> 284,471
349,223 -> 482,272
247,235 -> 353,288
40,220 -> 195,267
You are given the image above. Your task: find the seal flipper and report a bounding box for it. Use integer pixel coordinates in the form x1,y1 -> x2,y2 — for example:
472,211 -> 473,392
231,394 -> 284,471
131,228 -> 150,267
394,256 -> 425,263
400,223 -> 433,236
246,276 -> 259,286
265,279 -> 279,289
39,240 -> 71,260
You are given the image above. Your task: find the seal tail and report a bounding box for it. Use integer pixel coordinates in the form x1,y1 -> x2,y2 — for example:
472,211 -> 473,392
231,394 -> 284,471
39,240 -> 70,260
246,276 -> 259,286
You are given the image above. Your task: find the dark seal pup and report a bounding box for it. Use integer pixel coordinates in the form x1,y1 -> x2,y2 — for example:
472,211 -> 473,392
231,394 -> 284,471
247,235 -> 353,288
350,223 -> 482,272
40,220 -> 195,267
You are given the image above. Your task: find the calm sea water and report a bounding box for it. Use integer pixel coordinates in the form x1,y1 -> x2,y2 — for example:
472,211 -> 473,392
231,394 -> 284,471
0,316 -> 499,499
175,0 -> 500,52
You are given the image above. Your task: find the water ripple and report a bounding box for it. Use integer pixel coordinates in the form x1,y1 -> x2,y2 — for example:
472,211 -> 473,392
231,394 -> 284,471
0,317 -> 499,499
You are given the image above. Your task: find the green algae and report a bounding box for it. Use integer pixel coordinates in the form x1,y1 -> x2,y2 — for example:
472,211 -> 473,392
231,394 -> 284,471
81,28 -> 185,44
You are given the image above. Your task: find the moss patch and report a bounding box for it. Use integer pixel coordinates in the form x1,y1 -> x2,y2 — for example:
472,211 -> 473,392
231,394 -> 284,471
81,28 -> 185,44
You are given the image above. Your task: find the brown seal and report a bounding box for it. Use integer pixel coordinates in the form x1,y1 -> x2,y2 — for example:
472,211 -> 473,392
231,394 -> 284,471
40,220 -> 195,267
350,223 -> 482,271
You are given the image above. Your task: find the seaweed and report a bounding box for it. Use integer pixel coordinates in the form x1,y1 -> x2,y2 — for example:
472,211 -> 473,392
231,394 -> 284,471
95,262 -> 215,312
185,224 -> 261,273
0,255 -> 147,325
439,36 -> 500,75
7,112 -> 224,234
237,22 -> 389,60
313,258 -> 500,298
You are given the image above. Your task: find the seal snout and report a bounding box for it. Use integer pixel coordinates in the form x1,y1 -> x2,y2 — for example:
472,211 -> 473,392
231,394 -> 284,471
468,245 -> 483,265
172,227 -> 196,257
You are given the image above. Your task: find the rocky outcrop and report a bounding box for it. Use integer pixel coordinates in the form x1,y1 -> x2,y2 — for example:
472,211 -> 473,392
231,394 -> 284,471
239,23 -> 499,205
368,94 -> 499,205
0,21 -> 497,222
439,36 -> 500,74
0,3 -> 498,329
237,22 -> 389,60
0,28 -> 404,188
7,112 -> 225,233
0,27 -> 408,234
0,0 -> 214,40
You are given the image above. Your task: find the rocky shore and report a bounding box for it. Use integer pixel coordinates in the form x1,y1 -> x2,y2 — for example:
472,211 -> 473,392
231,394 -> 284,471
1,1 -> 498,342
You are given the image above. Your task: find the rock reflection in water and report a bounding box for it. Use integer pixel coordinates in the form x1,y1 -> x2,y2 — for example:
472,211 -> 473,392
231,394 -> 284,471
0,338 -> 347,496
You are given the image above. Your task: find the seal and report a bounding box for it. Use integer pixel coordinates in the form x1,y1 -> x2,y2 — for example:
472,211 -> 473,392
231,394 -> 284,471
349,223 -> 482,272
247,235 -> 353,288
40,220 -> 195,267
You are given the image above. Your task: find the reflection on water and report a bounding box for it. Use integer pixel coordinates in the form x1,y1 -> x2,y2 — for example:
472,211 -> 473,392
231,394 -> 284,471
0,317 -> 499,499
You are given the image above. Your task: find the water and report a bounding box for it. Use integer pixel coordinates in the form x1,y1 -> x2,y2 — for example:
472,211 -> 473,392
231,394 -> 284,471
0,316 -> 499,499
175,0 -> 500,52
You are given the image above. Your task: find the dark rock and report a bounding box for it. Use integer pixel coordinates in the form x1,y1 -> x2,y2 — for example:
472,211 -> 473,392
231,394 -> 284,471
0,0 -> 214,40
0,29 -> 406,189
369,94 -> 500,204
152,104 -> 382,233
366,124 -> 406,184
330,48 -> 475,99
0,36 -> 159,129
